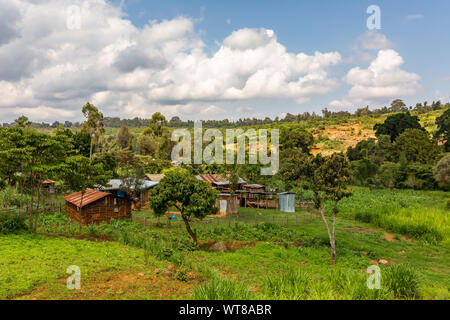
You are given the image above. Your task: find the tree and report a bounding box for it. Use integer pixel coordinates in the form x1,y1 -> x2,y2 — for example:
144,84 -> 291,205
433,154 -> 450,188
374,113 -> 424,142
115,150 -> 145,207
435,108 -> 450,152
145,112 -> 167,137
394,129 -> 440,164
390,99 -> 407,112
81,102 -> 105,160
280,126 -> 314,154
149,168 -> 218,245
281,153 -> 352,264
117,125 -> 132,150
14,116 -> 32,128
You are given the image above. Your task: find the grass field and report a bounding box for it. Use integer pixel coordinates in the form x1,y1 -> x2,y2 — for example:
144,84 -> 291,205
1,187 -> 448,300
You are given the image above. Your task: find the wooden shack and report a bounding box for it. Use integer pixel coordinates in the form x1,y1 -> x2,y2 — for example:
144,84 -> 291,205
216,193 -> 239,215
64,189 -> 132,226
41,179 -> 56,194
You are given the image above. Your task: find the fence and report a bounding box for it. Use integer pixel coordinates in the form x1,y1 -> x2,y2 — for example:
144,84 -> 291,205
0,201 -> 63,217
132,209 -> 322,232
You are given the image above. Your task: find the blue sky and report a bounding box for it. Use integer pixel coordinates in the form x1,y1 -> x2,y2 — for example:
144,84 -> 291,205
120,0 -> 450,107
0,0 -> 449,122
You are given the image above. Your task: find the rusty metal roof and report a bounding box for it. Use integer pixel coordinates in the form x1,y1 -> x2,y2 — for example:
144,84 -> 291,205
42,179 -> 56,184
196,174 -> 228,183
63,189 -> 111,208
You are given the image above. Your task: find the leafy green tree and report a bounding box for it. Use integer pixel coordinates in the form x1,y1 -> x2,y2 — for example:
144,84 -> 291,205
14,116 -> 32,128
280,152 -> 352,264
82,102 -> 105,160
374,113 -> 424,142
149,168 -> 218,245
280,126 -> 314,153
145,112 -> 167,137
312,154 -> 352,265
117,125 -> 132,150
73,131 -> 92,157
351,158 -> 379,186
390,99 -> 407,112
394,129 -> 440,164
435,108 -> 450,152
433,154 -> 450,189
20,128 -> 72,230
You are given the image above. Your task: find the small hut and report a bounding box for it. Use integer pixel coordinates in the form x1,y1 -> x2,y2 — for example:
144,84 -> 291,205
216,193 -> 239,215
64,189 -> 132,225
41,179 -> 56,194
278,192 -> 296,213
242,184 -> 266,193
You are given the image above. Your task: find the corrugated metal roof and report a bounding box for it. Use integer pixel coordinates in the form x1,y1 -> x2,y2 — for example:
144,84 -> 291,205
64,189 -> 111,208
100,179 -> 159,191
196,174 -> 246,184
145,174 -> 166,182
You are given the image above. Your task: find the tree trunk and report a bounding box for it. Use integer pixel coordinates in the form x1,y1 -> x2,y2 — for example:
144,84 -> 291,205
319,206 -> 335,265
34,188 -> 41,232
182,214 -> 198,245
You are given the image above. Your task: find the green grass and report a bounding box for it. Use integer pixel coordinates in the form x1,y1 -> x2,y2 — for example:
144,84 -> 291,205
338,188 -> 450,243
0,233 -> 171,299
3,187 -> 450,300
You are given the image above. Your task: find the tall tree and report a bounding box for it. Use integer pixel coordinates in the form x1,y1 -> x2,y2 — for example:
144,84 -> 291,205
394,129 -> 439,164
116,125 -> 132,150
374,112 -> 424,142
435,108 -> 450,152
81,102 -> 105,160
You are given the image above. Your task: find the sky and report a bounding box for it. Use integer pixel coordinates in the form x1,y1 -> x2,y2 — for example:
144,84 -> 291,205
0,0 -> 449,123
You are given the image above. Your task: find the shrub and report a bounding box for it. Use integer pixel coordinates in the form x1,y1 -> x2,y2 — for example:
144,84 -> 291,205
192,277 -> 253,300
0,213 -> 27,234
384,265 -> 421,299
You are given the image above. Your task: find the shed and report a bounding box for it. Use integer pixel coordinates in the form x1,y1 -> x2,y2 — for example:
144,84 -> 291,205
216,193 -> 239,215
41,179 -> 56,194
278,192 -> 296,213
64,189 -> 132,226
196,174 -> 246,192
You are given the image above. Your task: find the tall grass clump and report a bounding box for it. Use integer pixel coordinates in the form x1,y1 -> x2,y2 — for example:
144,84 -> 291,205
338,188 -> 449,242
383,264 -> 421,299
262,269 -> 311,299
0,213 -> 27,234
192,277 -> 253,300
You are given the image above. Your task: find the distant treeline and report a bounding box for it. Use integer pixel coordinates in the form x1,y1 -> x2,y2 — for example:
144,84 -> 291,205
2,99 -> 448,129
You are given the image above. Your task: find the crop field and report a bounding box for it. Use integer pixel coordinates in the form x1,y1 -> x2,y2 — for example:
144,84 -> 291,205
1,188 -> 448,300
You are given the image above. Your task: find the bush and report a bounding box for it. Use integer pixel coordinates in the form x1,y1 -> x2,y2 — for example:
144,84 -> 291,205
192,277 -> 253,300
384,265 -> 421,299
0,213 -> 27,234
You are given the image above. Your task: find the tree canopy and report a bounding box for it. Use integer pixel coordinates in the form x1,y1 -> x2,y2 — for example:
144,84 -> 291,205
374,113 -> 424,142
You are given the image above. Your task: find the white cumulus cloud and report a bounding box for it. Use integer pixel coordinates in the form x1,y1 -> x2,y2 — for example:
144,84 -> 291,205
0,0 -> 343,121
330,49 -> 421,107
